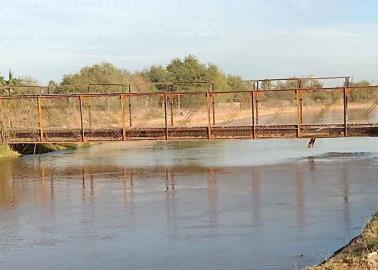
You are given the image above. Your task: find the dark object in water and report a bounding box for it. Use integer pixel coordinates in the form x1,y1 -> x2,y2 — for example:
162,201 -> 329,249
308,137 -> 316,148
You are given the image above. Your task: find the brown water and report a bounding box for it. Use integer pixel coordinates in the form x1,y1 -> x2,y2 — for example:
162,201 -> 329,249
0,139 -> 378,269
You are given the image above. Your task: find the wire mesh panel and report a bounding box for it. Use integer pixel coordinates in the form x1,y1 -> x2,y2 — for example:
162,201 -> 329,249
348,87 -> 378,124
301,88 -> 344,125
254,90 -> 297,138
212,92 -> 252,139
81,96 -> 123,141
168,93 -> 208,139
126,94 -> 165,139
1,97 -> 40,142
300,88 -> 344,137
42,97 -> 82,142
347,86 -> 378,136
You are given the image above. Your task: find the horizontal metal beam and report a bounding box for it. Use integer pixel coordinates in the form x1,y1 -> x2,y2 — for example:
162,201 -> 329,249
1,85 -> 378,98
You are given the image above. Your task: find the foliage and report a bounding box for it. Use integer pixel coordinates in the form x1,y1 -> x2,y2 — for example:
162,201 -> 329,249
60,62 -> 149,93
0,71 -> 40,95
144,55 -> 246,92
348,80 -> 376,102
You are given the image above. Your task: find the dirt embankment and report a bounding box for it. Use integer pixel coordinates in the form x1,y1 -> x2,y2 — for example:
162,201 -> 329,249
308,213 -> 378,270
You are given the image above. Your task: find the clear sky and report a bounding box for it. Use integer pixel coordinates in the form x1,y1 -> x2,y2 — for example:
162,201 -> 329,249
1,0 -> 378,84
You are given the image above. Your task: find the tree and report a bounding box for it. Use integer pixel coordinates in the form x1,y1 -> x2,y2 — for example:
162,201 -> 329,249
62,62 -> 124,85
61,62 -> 150,93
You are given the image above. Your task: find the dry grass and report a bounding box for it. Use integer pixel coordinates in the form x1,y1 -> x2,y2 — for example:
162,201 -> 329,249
308,213 -> 378,270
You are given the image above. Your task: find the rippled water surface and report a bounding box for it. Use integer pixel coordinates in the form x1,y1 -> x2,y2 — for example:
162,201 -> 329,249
0,138 -> 378,269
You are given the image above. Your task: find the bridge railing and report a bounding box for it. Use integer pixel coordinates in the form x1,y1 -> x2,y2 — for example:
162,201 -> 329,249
1,85 -> 378,143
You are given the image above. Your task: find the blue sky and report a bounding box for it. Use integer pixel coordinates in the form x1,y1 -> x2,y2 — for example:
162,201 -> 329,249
1,0 -> 378,84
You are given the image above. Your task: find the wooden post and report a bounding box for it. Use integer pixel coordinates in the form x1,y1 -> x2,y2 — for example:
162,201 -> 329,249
37,96 -> 44,142
296,90 -> 301,138
343,87 -> 348,136
251,91 -> 256,139
164,93 -> 168,140
79,96 -> 85,142
128,85 -> 132,127
120,95 -> 126,141
206,92 -> 212,139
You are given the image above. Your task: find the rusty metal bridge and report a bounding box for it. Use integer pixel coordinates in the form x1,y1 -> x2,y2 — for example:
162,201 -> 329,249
1,76 -> 378,144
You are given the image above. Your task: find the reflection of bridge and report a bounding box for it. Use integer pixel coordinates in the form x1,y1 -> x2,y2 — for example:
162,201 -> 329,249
1,82 -> 378,144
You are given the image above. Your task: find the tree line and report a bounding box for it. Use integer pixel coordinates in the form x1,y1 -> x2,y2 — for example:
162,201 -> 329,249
0,55 -> 374,102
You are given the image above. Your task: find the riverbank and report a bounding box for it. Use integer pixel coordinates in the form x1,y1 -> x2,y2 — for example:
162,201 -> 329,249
308,213 -> 378,270
11,142 -> 90,155
0,144 -> 20,159
0,143 -> 90,159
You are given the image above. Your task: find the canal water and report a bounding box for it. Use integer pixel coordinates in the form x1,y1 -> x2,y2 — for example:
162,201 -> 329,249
0,138 -> 378,269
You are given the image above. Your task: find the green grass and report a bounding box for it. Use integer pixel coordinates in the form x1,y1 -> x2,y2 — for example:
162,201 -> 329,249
0,144 -> 20,159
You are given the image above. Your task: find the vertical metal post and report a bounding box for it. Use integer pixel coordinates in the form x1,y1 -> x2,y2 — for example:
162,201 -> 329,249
298,80 -> 303,125
128,85 -> 132,127
211,83 -> 216,125
296,89 -> 301,138
206,92 -> 212,139
0,98 -> 4,144
256,81 -> 259,91
88,98 -> 92,128
255,99 -> 259,125
79,96 -> 85,142
343,87 -> 348,137
164,93 -> 168,140
37,96 -> 44,142
299,97 -> 303,125
344,77 -> 350,88
120,95 -> 126,141
251,91 -> 256,139
170,96 -> 174,126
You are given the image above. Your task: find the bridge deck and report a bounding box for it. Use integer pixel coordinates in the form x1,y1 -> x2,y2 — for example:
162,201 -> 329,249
5,124 -> 378,144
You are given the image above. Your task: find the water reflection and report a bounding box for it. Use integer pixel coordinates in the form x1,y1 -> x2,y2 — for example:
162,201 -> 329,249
0,160 -> 355,232
0,151 -> 377,270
